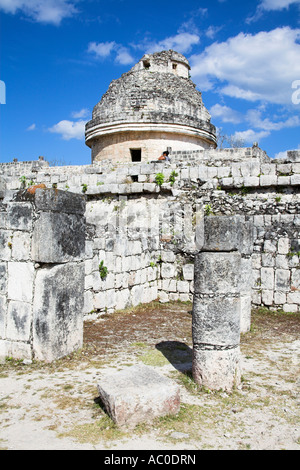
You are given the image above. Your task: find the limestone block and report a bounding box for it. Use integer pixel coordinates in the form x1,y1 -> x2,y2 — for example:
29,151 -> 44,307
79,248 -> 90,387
192,346 -> 241,392
34,188 -> 85,215
0,295 -> 7,338
0,230 -> 13,261
6,202 -> 33,231
115,288 -> 130,311
161,262 -> 176,279
291,268 -> 300,289
0,339 -> 32,361
6,301 -> 31,341
277,238 -> 290,255
32,212 -> 85,263
260,175 -> 277,186
160,250 -> 176,263
274,291 -> 286,305
275,269 -> 290,291
182,264 -> 194,280
11,231 -> 31,261
244,176 -> 259,187
7,262 -> 34,303
201,216 -> 253,254
97,365 -> 180,427
240,295 -> 251,333
32,262 -> 84,362
192,295 -> 241,346
291,174 -> 300,185
261,267 -> 274,290
0,263 -> 7,294
194,252 -> 241,294
262,289 -> 273,306
177,280 -> 190,293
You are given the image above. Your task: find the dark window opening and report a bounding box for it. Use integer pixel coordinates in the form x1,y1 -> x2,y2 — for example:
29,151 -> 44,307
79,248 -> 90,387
130,149 -> 142,162
172,63 -> 177,70
143,59 -> 151,69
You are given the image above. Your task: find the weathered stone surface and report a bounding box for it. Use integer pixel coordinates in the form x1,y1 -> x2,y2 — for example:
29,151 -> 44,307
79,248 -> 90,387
7,262 -> 34,303
32,262 -> 84,362
192,346 -> 241,392
97,364 -> 180,427
201,215 -> 254,254
34,188 -> 86,215
192,295 -> 241,346
32,212 -> 85,263
193,252 -> 241,294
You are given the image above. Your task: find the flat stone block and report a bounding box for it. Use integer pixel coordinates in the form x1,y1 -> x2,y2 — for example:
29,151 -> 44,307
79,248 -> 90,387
32,211 -> 85,263
33,188 -> 86,215
97,365 -> 180,427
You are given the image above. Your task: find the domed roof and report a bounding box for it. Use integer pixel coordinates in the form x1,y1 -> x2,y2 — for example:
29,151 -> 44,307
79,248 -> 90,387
85,50 -> 216,148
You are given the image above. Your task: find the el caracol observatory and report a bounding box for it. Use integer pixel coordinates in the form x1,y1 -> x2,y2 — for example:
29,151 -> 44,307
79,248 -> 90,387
85,50 -> 217,163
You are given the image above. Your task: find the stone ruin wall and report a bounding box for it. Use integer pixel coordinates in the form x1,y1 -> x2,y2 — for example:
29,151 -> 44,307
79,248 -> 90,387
0,146 -> 300,360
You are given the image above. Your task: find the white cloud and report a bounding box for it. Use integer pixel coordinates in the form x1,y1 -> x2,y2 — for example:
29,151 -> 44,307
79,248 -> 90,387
247,0 -> 300,22
115,47 -> 135,65
71,108 -> 90,119
259,0 -> 300,10
190,27 -> 300,105
88,41 -> 134,65
210,104 -> 242,124
88,41 -> 116,59
26,123 -> 36,131
145,32 -> 200,55
246,109 -> 300,131
48,119 -> 85,140
0,0 -> 78,25
233,129 -> 271,144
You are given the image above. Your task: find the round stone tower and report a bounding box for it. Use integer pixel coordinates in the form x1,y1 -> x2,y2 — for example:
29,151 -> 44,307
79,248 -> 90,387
85,50 -> 217,163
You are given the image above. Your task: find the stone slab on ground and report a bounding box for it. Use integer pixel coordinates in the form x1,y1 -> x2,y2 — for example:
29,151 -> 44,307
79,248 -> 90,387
97,364 -> 180,427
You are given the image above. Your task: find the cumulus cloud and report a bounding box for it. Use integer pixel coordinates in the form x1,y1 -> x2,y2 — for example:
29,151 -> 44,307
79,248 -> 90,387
71,108 -> 90,119
190,27 -> 300,105
48,119 -> 85,140
210,104 -> 242,124
26,123 -> 36,131
246,109 -> 300,131
233,129 -> 271,144
88,41 -> 134,65
0,0 -> 78,25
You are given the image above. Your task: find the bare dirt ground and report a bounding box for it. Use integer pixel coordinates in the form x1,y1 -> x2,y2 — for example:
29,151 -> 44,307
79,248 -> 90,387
0,301 -> 299,451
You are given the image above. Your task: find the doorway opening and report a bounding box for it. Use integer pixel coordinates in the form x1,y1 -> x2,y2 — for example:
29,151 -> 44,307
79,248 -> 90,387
130,148 -> 142,162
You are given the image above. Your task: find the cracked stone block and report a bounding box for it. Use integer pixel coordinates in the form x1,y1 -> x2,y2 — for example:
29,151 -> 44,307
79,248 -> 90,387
97,364 -> 180,427
33,262 -> 84,362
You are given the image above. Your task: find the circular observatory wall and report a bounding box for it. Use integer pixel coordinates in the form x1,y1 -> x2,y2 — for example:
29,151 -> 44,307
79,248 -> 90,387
85,50 -> 217,163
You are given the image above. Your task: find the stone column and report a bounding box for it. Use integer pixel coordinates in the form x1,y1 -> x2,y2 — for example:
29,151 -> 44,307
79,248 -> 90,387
31,188 -> 86,362
192,215 -> 253,391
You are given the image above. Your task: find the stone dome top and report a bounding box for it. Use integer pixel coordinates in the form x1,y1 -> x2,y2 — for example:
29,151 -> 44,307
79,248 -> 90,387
85,50 -> 216,147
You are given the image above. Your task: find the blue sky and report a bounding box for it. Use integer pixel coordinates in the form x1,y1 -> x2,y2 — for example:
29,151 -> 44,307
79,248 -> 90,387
0,0 -> 300,165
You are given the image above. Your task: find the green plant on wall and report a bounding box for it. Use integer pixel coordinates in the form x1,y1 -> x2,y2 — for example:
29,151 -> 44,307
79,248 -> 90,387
204,204 -> 214,216
169,170 -> 178,186
81,183 -> 88,193
99,260 -> 108,280
155,173 -> 164,186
